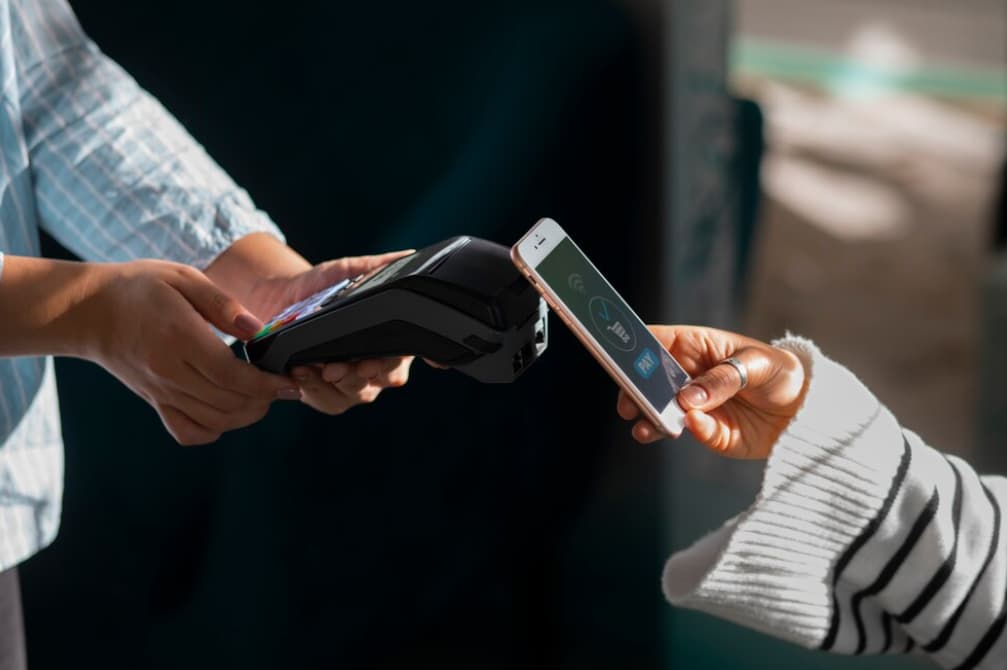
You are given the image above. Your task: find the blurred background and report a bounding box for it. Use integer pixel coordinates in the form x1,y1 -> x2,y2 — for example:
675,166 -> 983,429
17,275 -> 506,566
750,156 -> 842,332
20,0 -> 1006,668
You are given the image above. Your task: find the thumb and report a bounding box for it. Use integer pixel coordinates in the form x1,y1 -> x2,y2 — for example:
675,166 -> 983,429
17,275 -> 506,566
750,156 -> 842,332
676,346 -> 772,413
169,270 -> 263,340
312,250 -> 415,289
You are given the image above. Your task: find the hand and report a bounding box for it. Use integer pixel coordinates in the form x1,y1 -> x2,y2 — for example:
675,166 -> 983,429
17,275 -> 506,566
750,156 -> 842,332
244,250 -> 416,415
75,260 -> 301,445
616,326 -> 807,459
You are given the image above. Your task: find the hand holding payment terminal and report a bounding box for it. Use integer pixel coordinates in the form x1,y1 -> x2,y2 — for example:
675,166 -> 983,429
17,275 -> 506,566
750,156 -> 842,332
242,237 -> 548,383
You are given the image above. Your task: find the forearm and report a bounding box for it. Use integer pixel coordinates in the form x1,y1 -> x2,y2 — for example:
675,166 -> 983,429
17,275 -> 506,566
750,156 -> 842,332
663,338 -> 1007,668
0,255 -> 103,358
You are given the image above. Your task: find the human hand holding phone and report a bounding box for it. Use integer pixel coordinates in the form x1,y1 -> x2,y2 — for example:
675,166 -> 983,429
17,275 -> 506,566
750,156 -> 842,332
512,218 -> 690,436
616,325 -> 808,458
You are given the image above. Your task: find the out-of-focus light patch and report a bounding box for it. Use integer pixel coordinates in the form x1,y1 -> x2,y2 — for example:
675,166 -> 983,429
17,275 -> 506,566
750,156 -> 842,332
762,83 -> 1005,175
762,153 -> 908,242
831,22 -> 920,99
759,80 -> 1003,242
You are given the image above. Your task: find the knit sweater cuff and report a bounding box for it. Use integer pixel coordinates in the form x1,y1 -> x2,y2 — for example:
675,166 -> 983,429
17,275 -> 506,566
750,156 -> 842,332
662,335 -> 905,647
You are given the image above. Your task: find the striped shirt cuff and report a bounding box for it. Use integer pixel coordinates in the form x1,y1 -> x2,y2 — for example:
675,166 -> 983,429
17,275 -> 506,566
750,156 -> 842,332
662,335 -> 906,648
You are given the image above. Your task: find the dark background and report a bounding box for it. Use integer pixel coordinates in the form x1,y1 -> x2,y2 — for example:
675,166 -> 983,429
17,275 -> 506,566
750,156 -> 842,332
24,1 -> 668,668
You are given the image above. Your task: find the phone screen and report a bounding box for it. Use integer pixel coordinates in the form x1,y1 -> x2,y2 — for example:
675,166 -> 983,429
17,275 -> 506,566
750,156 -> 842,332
534,237 -> 690,412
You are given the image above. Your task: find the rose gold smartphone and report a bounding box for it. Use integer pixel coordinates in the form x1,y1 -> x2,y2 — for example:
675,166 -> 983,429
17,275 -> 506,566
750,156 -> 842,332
511,218 -> 689,435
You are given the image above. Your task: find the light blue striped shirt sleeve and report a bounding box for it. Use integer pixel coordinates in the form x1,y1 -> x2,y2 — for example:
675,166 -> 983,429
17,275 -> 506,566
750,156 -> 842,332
10,0 -> 284,268
0,0 -> 288,572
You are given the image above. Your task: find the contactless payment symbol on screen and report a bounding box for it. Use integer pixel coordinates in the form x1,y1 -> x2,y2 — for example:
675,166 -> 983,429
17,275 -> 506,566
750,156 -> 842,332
588,296 -> 636,352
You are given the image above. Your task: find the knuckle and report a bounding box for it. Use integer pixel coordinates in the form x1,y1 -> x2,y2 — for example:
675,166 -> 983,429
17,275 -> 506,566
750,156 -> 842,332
712,423 -> 732,453
211,290 -> 233,314
708,367 -> 737,392
216,364 -> 253,392
146,355 -> 171,379
173,262 -> 195,275
173,264 -> 201,283
385,372 -> 408,388
338,377 -> 367,393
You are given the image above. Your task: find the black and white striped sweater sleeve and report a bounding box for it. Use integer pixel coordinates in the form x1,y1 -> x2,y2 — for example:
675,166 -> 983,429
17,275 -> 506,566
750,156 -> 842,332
662,336 -> 1006,669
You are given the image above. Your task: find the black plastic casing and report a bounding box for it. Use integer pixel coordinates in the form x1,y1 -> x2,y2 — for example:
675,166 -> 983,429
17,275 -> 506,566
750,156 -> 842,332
242,237 -> 548,383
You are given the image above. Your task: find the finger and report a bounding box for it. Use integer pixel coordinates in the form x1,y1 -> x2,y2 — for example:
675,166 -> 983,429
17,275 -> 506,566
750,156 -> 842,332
676,346 -> 773,412
166,266 -> 264,340
684,408 -> 737,455
617,390 -> 641,421
312,250 -> 415,289
683,409 -> 720,446
360,357 -> 412,388
192,342 -> 298,401
158,404 -> 221,446
165,388 -> 272,434
328,367 -> 369,395
354,358 -> 385,381
321,361 -> 351,384
631,419 -> 665,445
173,361 -> 253,413
646,324 -> 767,378
376,356 -> 413,388
294,365 -> 364,416
293,365 -> 352,396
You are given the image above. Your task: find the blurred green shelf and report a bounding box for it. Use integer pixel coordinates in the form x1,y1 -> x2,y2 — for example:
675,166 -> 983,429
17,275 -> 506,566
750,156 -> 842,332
731,37 -> 1007,103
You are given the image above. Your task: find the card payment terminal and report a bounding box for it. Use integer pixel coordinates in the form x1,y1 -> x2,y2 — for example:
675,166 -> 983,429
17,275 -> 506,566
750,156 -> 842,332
242,236 -> 548,383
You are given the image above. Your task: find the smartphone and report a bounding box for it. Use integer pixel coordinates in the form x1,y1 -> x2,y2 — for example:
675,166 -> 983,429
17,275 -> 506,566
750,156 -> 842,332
511,218 -> 690,435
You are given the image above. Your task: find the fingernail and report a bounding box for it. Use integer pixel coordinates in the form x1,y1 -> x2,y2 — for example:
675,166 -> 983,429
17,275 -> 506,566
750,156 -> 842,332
679,384 -> 708,408
276,387 -> 302,401
234,313 -> 262,336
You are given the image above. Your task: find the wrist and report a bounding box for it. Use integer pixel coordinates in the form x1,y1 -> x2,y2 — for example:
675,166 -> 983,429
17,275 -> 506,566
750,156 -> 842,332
204,233 -> 310,316
54,261 -> 121,360
0,256 -> 116,359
